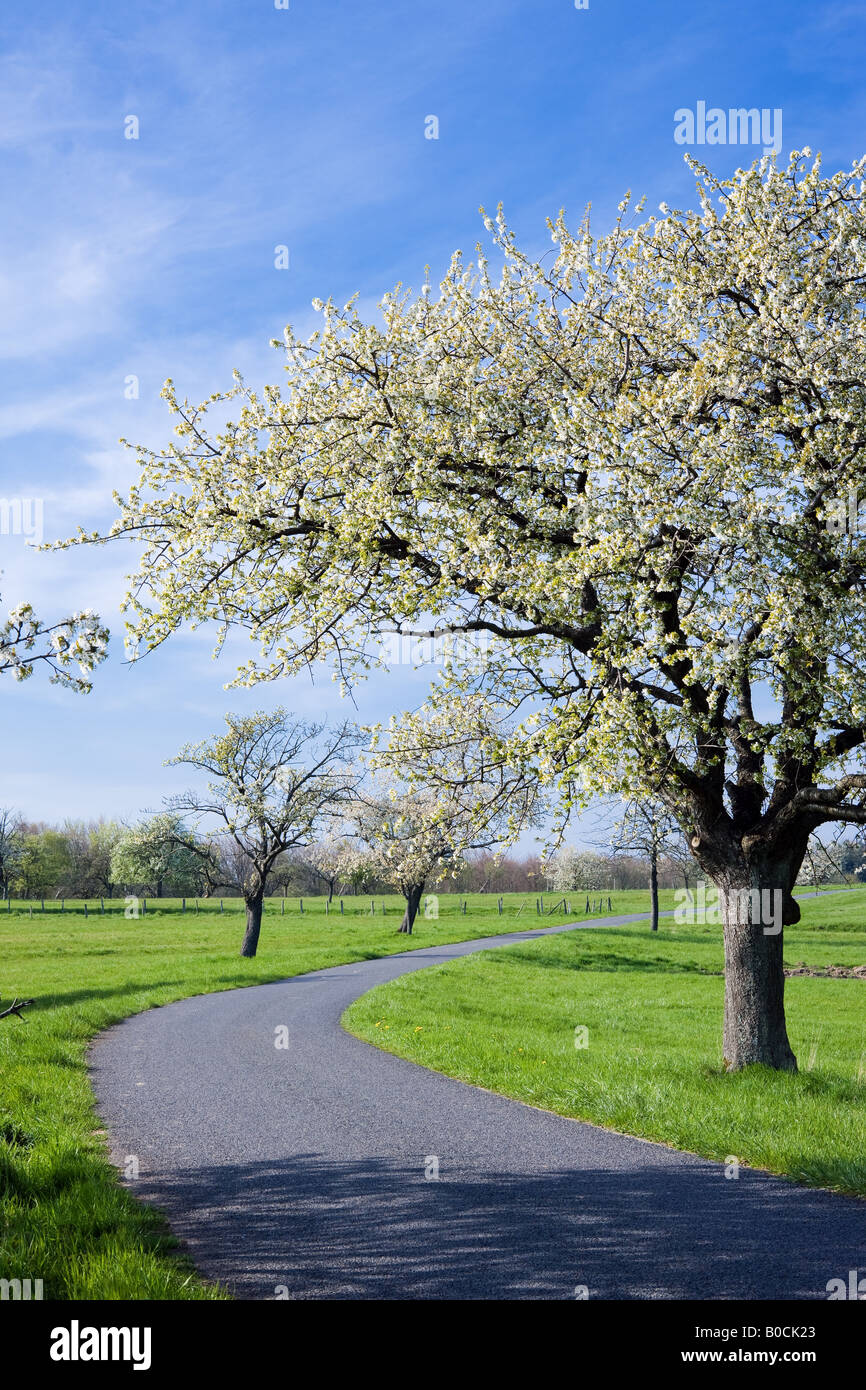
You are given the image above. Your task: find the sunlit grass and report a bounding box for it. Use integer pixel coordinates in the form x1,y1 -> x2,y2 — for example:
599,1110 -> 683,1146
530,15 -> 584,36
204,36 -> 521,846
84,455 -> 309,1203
345,888 -> 866,1199
0,888 -> 655,1299
3,885 -> 861,1299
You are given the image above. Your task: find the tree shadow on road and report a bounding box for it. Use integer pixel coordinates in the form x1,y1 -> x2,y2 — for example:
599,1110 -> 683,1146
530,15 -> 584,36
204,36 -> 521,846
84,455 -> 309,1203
123,1152 -> 866,1301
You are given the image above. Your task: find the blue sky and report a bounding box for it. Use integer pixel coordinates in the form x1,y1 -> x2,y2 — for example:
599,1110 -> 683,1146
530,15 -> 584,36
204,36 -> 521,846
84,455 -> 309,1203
1,0 -> 864,835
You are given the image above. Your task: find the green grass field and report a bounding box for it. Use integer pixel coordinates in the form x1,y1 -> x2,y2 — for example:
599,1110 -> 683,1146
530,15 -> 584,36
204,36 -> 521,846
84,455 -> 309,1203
2,885 -> 862,1300
0,887 -> 658,1301
345,888 -> 866,1201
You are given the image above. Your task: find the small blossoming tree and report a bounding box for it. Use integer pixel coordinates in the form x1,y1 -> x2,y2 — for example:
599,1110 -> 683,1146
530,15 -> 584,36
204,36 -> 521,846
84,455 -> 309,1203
348,784 -> 464,933
166,710 -> 360,956
610,800 -> 685,933
547,847 -> 610,896
292,834 -> 358,902
349,775 -> 532,933
110,813 -> 207,898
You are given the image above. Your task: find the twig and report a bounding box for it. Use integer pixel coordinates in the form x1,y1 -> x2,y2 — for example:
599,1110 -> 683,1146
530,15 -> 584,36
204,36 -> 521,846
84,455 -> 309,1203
0,996 -> 34,1022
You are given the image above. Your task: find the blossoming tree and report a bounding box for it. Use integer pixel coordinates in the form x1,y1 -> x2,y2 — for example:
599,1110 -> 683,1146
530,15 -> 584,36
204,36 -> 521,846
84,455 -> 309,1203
348,772 -> 532,933
165,710 -> 359,956
67,150 -> 866,1070
292,834 -> 358,903
347,785 -> 456,933
547,847 -> 610,896
609,800 -> 685,933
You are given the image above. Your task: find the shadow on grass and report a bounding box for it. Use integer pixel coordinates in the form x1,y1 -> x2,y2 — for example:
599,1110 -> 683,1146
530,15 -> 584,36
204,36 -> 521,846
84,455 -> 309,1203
486,947 -> 723,977
701,1061 -> 866,1107
28,978 -> 270,1012
122,1152 -> 866,1301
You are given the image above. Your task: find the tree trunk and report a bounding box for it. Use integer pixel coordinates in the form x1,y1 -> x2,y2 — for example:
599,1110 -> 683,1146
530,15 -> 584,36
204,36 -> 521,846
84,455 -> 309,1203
650,847 -> 659,932
241,891 -> 264,958
399,883 -> 424,934
719,872 -> 797,1072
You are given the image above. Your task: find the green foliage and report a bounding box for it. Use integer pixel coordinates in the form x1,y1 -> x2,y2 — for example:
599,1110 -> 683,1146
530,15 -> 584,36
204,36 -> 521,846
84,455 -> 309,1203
109,813 -> 205,896
14,830 -> 74,898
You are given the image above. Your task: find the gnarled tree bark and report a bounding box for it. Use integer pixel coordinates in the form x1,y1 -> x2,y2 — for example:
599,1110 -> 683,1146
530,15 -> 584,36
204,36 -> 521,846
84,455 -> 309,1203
399,883 -> 425,934
241,890 -> 265,958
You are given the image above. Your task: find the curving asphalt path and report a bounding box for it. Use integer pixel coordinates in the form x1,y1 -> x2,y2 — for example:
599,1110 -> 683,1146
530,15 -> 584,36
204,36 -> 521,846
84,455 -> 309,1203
89,908 -> 866,1300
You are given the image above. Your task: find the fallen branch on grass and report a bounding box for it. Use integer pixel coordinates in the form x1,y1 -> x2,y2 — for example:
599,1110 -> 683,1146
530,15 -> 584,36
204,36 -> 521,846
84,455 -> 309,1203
0,996 -> 34,1022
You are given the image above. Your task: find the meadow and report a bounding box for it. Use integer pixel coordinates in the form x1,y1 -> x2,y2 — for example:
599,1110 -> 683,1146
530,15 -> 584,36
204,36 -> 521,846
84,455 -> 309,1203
0,888 -> 658,1300
345,889 -> 866,1200
1,885 -> 861,1299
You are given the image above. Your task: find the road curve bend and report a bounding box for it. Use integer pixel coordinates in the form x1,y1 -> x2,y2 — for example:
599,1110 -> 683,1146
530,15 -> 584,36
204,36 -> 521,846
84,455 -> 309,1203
89,911 -> 866,1300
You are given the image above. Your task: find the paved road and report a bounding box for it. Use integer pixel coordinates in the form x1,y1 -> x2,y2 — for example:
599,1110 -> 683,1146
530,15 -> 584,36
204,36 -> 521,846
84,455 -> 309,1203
90,908 -> 866,1300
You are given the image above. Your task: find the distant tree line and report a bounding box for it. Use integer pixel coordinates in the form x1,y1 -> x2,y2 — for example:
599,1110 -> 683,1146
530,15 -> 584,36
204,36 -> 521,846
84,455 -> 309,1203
0,809 -> 732,902
0,708 -> 859,964
2,808 -> 860,910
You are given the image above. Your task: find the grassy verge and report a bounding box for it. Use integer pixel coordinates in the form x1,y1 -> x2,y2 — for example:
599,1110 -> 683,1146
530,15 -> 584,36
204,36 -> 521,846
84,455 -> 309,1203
344,888 -> 866,1200
0,888 -> 657,1300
